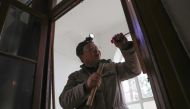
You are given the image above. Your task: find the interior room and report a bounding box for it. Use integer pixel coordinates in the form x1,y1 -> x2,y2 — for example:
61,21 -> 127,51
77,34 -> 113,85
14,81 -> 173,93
54,0 -> 156,108
0,0 -> 189,109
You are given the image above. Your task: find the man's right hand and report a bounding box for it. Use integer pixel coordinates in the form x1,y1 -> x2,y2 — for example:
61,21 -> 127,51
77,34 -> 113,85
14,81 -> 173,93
86,73 -> 101,90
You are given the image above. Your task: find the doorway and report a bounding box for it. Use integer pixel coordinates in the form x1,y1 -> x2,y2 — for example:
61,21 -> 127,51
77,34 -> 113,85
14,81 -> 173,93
52,0 -> 157,109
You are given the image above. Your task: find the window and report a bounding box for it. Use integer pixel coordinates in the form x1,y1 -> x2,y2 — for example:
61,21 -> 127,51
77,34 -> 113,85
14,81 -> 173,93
0,3 -> 46,109
121,73 -> 157,109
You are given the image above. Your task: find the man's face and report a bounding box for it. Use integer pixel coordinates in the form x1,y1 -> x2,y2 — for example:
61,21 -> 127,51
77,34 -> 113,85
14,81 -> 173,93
80,42 -> 101,66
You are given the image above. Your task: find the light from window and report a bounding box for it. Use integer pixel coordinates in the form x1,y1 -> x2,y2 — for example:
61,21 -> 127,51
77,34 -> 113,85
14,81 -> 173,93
121,73 -> 157,109
138,74 -> 153,98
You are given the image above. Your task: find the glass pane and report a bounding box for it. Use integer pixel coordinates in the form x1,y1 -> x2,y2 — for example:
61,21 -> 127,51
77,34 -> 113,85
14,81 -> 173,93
128,103 -> 141,109
56,0 -> 62,5
143,101 -> 157,109
0,5 -> 41,60
0,55 -> 36,109
138,73 -> 153,98
122,78 -> 139,103
17,0 -> 32,7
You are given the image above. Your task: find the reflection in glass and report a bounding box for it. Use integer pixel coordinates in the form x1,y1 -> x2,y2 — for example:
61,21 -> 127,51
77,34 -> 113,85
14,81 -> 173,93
143,101 -> 157,109
0,5 -> 41,60
128,103 -> 141,109
138,73 -> 153,98
122,79 -> 139,103
17,0 -> 32,6
0,55 -> 36,109
56,0 -> 62,5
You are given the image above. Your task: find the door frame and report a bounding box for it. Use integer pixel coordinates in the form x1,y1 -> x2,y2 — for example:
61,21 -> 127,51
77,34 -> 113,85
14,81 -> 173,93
120,0 -> 170,109
49,0 -> 190,109
120,0 -> 190,109
50,0 -> 164,109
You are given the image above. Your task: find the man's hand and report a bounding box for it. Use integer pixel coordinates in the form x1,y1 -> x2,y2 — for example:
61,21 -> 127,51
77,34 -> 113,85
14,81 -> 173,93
111,33 -> 128,49
86,73 -> 101,90
112,33 -> 128,49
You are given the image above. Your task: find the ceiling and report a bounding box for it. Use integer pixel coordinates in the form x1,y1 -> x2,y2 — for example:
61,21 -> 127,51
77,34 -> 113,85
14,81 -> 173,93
54,0 -> 130,61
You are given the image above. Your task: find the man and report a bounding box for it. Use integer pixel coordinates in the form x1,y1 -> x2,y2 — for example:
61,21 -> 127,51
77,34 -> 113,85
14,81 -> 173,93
59,33 -> 141,109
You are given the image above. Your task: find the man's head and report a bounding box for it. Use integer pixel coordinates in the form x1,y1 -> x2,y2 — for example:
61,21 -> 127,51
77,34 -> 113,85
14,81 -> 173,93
76,37 -> 101,66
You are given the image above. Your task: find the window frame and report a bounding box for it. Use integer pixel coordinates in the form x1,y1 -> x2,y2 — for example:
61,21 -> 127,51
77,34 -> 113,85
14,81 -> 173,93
120,0 -> 190,109
0,0 -> 50,109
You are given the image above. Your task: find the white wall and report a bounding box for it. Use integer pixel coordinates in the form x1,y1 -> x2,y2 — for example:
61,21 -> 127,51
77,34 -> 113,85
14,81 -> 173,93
96,20 -> 130,59
54,51 -> 81,109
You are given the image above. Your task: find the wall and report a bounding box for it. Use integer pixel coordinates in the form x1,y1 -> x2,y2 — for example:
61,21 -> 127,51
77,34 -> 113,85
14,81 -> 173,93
161,0 -> 190,57
96,20 -> 130,60
54,51 -> 81,109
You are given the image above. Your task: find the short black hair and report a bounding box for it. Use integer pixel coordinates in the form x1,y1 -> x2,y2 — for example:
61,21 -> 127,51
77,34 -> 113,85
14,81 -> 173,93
76,37 -> 93,57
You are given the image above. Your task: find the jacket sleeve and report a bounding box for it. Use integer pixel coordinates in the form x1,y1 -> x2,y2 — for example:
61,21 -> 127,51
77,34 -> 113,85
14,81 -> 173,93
59,72 -> 89,109
115,45 -> 141,81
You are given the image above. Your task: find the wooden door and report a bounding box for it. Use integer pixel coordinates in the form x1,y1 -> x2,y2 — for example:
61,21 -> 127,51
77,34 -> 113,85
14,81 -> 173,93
120,0 -> 190,109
